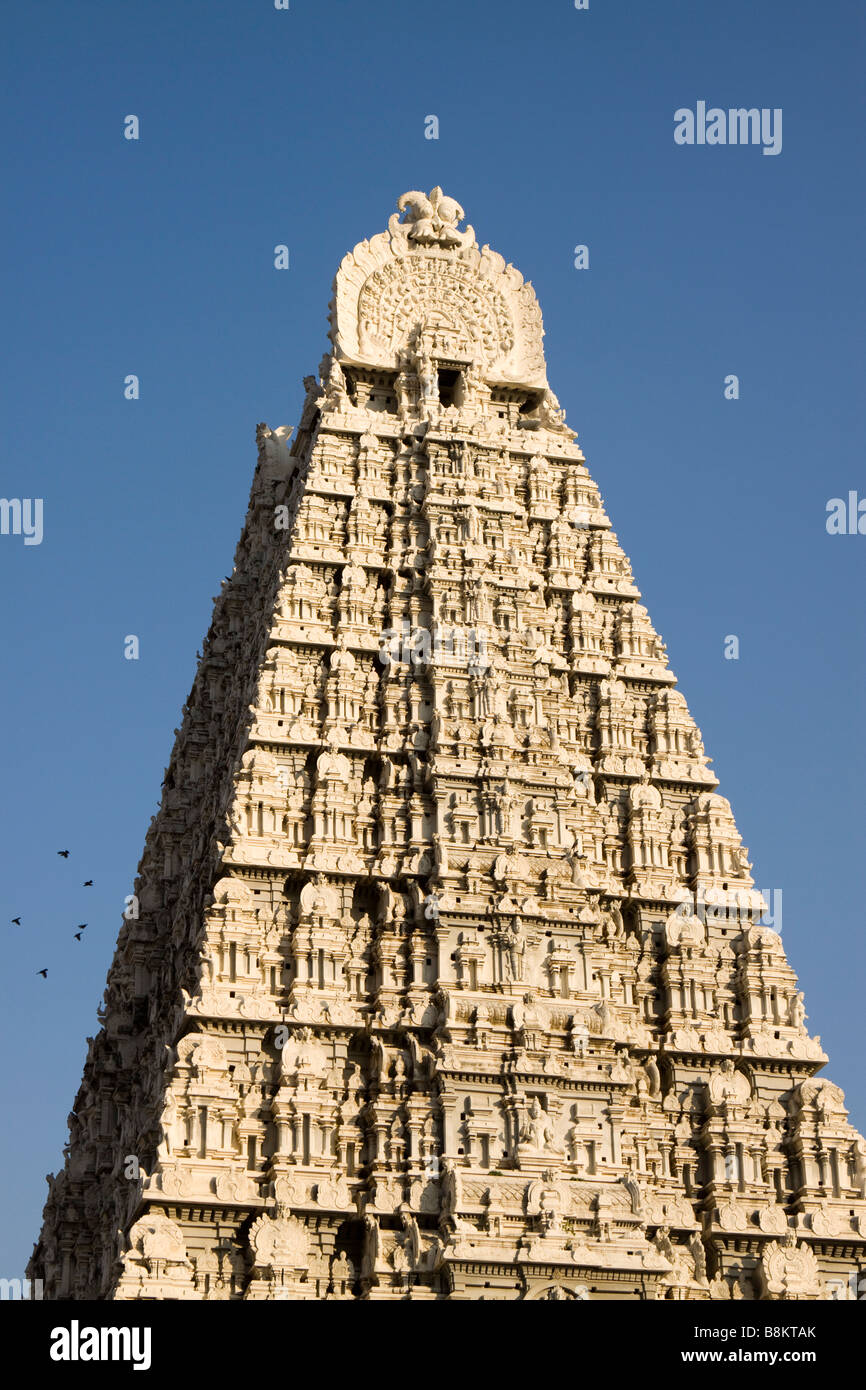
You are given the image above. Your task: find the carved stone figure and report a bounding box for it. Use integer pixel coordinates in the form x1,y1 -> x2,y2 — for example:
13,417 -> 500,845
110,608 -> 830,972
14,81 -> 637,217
788,990 -> 806,1029
708,1059 -> 751,1110
519,1097 -> 557,1155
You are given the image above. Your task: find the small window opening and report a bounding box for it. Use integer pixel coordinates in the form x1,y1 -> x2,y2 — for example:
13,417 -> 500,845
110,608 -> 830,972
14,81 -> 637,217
437,369 -> 460,406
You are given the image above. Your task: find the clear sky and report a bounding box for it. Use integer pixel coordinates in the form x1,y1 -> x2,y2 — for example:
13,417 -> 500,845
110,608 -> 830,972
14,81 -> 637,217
1,0 -> 863,1276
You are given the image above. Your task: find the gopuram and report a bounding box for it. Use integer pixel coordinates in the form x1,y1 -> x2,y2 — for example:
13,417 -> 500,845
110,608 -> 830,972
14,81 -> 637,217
30,189 -> 866,1301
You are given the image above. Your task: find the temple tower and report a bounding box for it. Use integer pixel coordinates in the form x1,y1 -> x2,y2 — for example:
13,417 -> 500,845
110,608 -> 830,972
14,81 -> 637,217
30,189 -> 866,1301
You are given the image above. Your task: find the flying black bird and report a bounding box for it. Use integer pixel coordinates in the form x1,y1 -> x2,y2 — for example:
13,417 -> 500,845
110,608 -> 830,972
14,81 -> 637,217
11,917 -> 21,925
76,923 -> 87,930
57,850 -> 70,858
74,932 -> 83,941
83,880 -> 93,887
37,969 -> 48,978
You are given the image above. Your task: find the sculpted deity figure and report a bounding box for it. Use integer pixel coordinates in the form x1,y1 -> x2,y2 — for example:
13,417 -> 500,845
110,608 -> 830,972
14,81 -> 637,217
465,576 -> 486,625
461,356 -> 489,415
329,635 -> 356,673
298,374 -> 324,432
341,561 -> 367,593
572,767 -> 597,804
536,388 -> 572,435
494,778 -> 516,836
462,502 -> 480,544
520,1097 -> 556,1153
562,834 -> 589,888
644,1056 -> 662,1098
397,1205 -> 422,1269
788,990 -> 806,1030
361,1215 -> 380,1282
689,1233 -> 708,1283
431,832 -> 449,875
414,341 -> 438,408
300,872 -> 336,919
331,1252 -> 353,1292
475,665 -> 493,719
502,924 -> 526,983
439,1158 -> 463,1227
708,1058 -> 751,1109
322,356 -> 349,411
601,899 -> 626,943
569,1016 -> 590,1057
514,990 -> 540,1045
394,350 -> 416,419
609,1047 -> 633,1084
488,664 -> 508,719
200,946 -> 217,986
156,1090 -> 178,1161
653,1224 -> 675,1263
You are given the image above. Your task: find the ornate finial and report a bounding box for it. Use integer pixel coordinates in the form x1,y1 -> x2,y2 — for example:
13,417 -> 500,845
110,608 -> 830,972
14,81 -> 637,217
395,187 -> 474,249
331,190 -> 547,387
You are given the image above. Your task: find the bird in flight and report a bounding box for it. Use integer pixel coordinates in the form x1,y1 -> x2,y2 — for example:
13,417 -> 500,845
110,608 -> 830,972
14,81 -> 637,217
37,969 -> 48,978
57,850 -> 70,858
76,923 -> 87,930
83,880 -> 93,887
74,932 -> 84,941
11,917 -> 21,925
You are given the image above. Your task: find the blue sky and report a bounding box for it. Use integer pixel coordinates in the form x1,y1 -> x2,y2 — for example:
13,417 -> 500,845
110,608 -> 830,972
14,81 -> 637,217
1,0 -> 863,1274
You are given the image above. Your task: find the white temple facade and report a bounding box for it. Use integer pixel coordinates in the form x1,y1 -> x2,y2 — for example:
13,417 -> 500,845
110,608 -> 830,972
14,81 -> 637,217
30,189 -> 866,1301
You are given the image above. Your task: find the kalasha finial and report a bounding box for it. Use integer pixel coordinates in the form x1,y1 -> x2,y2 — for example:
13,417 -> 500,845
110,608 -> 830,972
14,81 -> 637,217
394,187 -> 474,248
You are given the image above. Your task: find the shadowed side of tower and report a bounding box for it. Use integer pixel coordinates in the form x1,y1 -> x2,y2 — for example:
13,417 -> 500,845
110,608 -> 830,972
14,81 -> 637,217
30,189 -> 866,1302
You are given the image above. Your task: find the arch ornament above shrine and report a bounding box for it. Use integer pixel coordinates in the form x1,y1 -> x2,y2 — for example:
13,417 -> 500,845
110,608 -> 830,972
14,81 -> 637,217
329,187 -> 548,389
